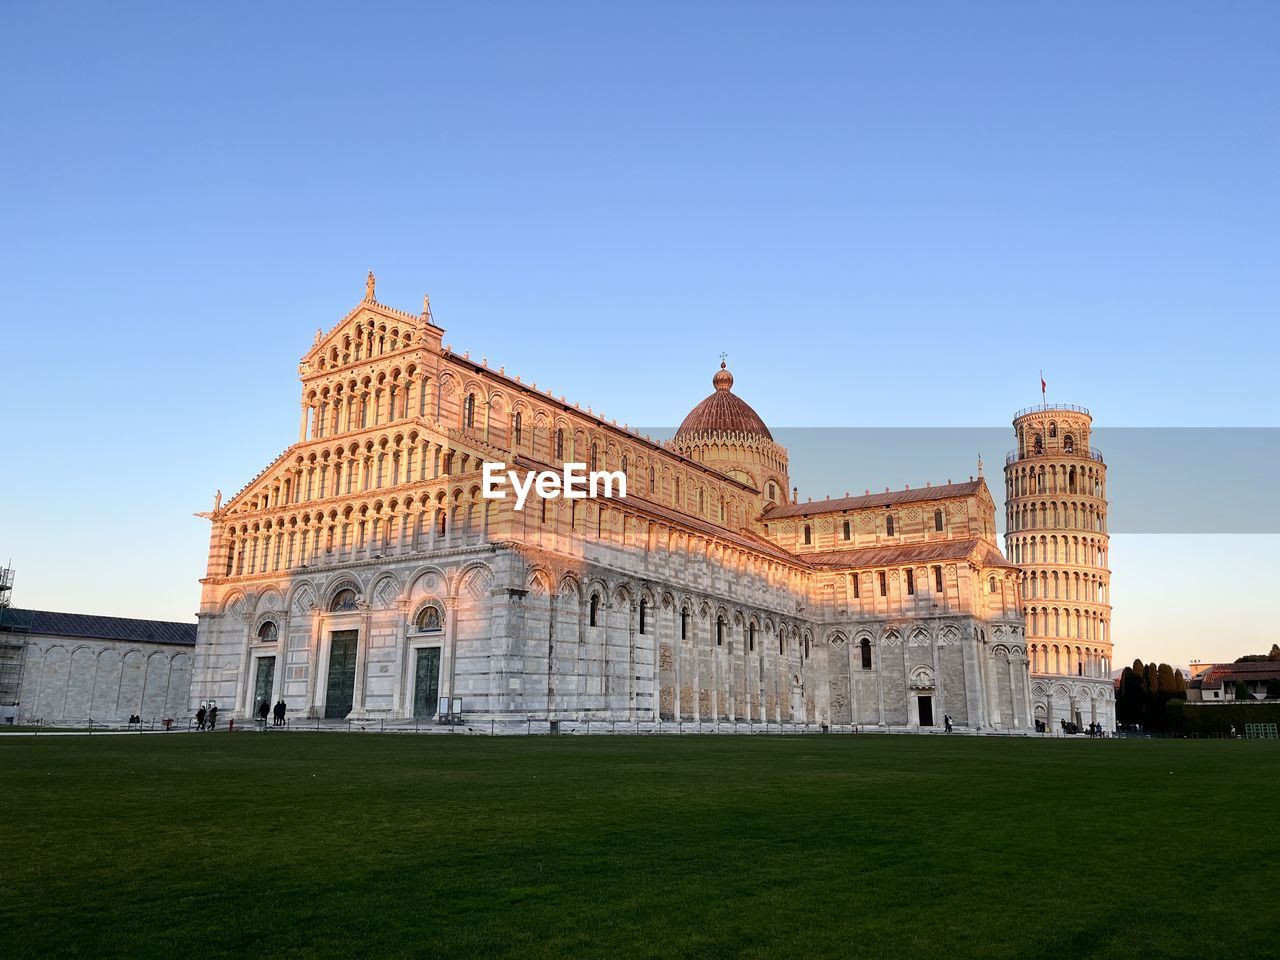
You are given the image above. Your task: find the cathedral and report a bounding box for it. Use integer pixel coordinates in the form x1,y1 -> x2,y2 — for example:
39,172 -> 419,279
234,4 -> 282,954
191,276 -> 1108,733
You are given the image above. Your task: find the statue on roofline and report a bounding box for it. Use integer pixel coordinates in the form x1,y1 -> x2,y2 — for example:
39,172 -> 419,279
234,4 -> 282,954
366,269 -> 376,301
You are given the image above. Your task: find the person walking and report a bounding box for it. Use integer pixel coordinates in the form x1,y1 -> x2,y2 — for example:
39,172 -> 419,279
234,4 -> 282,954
195,705 -> 206,731
258,700 -> 270,723
274,700 -> 286,726
944,713 -> 953,734
208,704 -> 219,732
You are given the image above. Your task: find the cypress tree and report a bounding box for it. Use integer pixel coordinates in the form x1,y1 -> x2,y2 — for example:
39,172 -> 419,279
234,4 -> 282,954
1143,662 -> 1160,728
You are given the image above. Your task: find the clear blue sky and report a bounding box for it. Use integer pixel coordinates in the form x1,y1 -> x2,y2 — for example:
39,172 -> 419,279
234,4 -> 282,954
1,2 -> 1276,667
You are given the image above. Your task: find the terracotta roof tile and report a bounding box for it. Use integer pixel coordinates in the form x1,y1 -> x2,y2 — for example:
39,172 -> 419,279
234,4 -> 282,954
803,537 -> 1016,570
762,480 -> 986,520
1197,662 -> 1280,689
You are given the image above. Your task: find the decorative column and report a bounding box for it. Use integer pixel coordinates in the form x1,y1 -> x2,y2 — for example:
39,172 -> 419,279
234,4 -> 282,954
309,609 -> 326,718
351,601 -> 371,717
234,606 -> 254,717
271,613 -> 289,708
392,600 -> 410,717
441,595 -> 460,714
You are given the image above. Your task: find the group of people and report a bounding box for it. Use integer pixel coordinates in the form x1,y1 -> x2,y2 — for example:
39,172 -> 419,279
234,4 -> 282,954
943,713 -> 953,733
257,699 -> 288,726
1057,718 -> 1106,738
194,704 -> 219,731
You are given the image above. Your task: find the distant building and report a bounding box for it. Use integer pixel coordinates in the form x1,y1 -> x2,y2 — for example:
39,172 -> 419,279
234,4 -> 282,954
1187,661 -> 1280,702
0,608 -> 195,724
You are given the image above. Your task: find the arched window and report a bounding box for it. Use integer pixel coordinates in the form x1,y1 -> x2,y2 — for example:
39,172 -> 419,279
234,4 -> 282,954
555,429 -> 565,460
513,412 -> 522,445
767,481 -> 778,503
589,594 -> 600,627
416,605 -> 443,633
680,608 -> 689,640
906,569 -> 915,595
988,576 -> 997,593
648,466 -> 656,493
803,524 -> 811,545
886,515 -> 895,536
843,520 -> 851,540
464,393 -> 476,429
698,489 -> 705,513
257,621 -> 278,642
878,571 -> 887,596
1064,434 -> 1075,453
860,637 -> 872,670
749,622 -> 756,651
934,509 -> 944,532
620,454 -> 628,474
933,565 -> 943,593
804,636 -> 810,659
716,616 -> 725,646
590,444 -> 599,471
1049,421 -> 1057,438
638,598 -> 647,635
330,588 -> 358,611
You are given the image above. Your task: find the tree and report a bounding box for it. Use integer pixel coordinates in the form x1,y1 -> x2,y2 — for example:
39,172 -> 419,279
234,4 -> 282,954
1235,680 -> 1252,701
1235,645 -> 1280,663
1117,662 -> 1146,726
1117,666 -> 1138,725
1143,662 -> 1161,729
1267,678 -> 1280,700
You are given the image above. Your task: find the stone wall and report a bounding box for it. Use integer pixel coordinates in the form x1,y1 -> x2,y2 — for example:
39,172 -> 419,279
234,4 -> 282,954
16,634 -> 192,723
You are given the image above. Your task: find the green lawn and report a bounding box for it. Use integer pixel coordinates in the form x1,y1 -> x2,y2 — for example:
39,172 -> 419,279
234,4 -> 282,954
1,733 -> 1275,960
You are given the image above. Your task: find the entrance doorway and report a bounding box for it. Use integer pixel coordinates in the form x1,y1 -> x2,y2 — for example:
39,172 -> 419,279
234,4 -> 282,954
413,648 -> 441,719
917,694 -> 934,727
253,656 -> 275,715
325,630 -> 358,719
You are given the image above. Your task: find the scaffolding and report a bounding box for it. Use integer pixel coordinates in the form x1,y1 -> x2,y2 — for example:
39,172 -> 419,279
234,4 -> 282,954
0,564 -> 28,711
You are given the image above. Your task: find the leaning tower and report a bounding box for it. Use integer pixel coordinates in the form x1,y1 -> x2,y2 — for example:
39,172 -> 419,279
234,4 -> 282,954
1004,403 -> 1114,732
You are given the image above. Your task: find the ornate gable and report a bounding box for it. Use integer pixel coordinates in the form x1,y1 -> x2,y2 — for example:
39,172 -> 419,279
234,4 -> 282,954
299,273 -> 445,381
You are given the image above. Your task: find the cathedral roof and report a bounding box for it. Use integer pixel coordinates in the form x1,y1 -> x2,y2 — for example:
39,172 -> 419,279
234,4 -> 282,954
762,480 -> 986,520
674,363 -> 773,441
804,538 -> 1018,570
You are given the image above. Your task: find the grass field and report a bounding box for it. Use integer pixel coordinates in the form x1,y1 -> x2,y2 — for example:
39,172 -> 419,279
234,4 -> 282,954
2,733 -> 1276,960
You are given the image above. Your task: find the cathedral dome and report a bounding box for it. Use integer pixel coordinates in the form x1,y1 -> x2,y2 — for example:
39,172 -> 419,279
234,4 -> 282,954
675,362 -> 773,441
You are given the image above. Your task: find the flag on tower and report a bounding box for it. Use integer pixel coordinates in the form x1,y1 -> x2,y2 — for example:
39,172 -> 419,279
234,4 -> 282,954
1040,372 -> 1046,397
